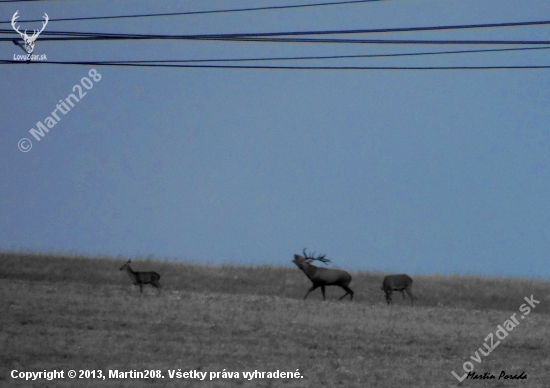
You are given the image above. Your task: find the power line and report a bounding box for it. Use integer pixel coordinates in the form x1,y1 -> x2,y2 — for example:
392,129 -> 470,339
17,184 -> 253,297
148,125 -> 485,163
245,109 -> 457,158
2,19 -> 548,49
3,27 -> 550,45
205,37 -> 550,45
208,20 -> 550,37
2,32 -> 549,46
110,46 -> 550,62
15,46 -> 548,63
5,45 -> 549,69
2,20 -> 549,36
2,60 -> 549,70
0,0 -> 385,23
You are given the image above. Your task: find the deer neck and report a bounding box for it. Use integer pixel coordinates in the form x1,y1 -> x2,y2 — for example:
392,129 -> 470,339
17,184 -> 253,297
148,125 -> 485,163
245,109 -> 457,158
301,263 -> 319,279
124,265 -> 137,280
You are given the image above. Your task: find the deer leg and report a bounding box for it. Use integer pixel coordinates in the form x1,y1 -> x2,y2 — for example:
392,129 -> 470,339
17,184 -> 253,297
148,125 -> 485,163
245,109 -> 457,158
139,284 -> 143,293
400,290 -> 406,301
339,288 -> 348,301
338,287 -> 345,300
339,286 -> 353,301
321,285 -> 326,301
405,288 -> 414,306
304,285 -> 318,300
386,290 -> 392,304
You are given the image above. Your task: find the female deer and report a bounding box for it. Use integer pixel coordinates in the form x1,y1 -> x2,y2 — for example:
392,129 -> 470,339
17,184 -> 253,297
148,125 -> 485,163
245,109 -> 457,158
119,260 -> 161,293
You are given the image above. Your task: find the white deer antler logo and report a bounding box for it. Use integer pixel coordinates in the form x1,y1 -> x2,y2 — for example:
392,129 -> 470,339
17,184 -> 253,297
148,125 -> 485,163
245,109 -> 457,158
11,10 -> 49,54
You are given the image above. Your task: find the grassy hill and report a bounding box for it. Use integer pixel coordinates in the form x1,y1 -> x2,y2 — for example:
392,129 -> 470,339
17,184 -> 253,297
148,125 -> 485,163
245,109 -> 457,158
2,252 -> 549,387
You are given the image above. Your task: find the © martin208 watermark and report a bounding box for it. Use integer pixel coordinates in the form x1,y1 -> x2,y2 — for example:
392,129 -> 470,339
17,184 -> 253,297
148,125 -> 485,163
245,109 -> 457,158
451,294 -> 540,382
18,69 -> 102,153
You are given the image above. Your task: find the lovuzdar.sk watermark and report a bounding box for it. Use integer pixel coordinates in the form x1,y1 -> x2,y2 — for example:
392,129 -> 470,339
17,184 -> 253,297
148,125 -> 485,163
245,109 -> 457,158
11,10 -> 48,61
14,53 -> 47,61
451,294 -> 539,382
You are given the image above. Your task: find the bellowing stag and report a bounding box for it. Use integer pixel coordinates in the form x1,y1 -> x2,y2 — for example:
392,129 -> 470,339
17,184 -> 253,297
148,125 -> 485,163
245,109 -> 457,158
381,274 -> 414,306
292,249 -> 354,301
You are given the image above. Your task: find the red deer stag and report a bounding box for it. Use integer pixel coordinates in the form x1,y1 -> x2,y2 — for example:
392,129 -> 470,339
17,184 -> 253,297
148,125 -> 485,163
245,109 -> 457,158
292,249 -> 354,301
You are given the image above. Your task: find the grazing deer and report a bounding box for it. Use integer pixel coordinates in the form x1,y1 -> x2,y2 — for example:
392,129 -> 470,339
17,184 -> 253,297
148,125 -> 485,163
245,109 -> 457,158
119,260 -> 161,294
381,274 -> 414,306
292,249 -> 354,301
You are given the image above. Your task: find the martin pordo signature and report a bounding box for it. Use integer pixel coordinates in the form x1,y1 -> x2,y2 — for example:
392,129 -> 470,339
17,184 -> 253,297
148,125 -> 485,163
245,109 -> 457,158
464,370 -> 526,380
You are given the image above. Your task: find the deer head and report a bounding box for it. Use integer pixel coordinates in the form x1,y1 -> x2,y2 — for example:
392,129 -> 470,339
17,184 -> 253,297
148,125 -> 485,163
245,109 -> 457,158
12,11 -> 49,54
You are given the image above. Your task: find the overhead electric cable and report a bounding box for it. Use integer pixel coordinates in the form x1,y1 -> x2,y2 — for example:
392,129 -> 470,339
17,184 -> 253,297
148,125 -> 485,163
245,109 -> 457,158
0,0 -> 385,23
1,19 -> 549,36
2,29 -> 550,45
15,46 -> 545,63
175,46 -> 550,61
205,37 -> 550,45
1,60 -> 549,70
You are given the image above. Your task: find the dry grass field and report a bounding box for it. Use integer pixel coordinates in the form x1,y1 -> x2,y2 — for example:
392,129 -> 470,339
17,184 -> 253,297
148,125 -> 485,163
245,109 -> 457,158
2,252 -> 549,387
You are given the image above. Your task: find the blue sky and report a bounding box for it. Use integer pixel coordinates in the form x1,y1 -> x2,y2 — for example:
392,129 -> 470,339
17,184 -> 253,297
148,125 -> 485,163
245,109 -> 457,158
1,0 -> 549,278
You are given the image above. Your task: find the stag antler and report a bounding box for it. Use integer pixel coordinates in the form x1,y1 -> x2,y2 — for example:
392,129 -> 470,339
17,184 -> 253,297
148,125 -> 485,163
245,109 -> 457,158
302,248 -> 331,264
11,11 -> 48,54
